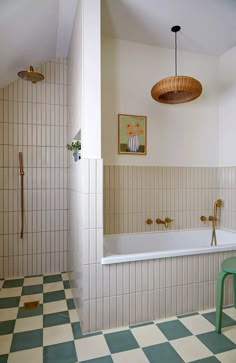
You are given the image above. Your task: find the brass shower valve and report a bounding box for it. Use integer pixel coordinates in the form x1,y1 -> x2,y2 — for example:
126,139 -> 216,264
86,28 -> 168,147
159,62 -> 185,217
200,216 -> 207,223
156,217 -> 173,228
146,218 -> 153,225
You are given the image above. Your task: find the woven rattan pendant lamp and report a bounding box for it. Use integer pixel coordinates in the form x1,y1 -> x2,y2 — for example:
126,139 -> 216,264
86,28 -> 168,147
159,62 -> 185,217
151,26 -> 202,104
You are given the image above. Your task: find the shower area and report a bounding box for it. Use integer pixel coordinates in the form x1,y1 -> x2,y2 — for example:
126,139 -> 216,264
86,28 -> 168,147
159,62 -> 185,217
0,58 -> 68,278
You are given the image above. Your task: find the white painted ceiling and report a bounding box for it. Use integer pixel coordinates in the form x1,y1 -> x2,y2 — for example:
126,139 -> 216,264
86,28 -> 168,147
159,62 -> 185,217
0,0 -> 77,88
102,0 -> 236,56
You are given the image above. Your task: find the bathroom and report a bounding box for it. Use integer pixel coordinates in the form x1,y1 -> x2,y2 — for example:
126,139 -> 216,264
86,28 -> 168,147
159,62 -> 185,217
0,0 -> 236,362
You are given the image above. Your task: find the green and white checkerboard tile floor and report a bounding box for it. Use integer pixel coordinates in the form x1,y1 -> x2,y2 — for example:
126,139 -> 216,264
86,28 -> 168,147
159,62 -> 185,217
0,273 -> 236,363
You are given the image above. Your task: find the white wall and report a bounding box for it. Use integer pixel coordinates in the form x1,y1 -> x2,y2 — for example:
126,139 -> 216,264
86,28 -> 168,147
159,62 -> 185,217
102,38 -> 219,166
219,46 -> 236,166
68,0 -> 103,333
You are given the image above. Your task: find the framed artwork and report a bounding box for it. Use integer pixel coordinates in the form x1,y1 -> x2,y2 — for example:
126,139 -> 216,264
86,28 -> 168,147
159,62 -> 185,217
118,114 -> 147,155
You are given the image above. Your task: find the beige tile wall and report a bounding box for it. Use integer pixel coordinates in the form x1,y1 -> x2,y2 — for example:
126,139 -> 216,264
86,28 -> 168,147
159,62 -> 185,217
217,167 -> 236,230
0,58 -> 68,278
82,250 -> 236,332
104,166 -> 219,234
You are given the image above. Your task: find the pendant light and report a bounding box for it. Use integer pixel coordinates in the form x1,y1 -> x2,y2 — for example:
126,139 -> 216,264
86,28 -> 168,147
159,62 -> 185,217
151,26 -> 202,104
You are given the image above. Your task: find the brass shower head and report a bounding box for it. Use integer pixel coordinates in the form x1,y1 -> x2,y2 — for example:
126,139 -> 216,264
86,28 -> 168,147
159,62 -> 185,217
215,199 -> 223,208
18,65 -> 44,83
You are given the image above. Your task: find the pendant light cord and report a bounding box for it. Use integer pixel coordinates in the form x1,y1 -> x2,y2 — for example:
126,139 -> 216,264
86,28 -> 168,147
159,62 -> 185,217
175,30 -> 177,76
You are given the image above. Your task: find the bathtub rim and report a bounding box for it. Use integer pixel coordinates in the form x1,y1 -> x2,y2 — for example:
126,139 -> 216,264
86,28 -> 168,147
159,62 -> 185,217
102,228 -> 236,265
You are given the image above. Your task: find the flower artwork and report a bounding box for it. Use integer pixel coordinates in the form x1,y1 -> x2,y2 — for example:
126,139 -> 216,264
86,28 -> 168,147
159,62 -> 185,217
118,114 -> 147,154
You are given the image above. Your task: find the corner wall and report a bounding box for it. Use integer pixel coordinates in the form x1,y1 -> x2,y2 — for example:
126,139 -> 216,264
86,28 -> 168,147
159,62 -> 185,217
68,0 -> 103,332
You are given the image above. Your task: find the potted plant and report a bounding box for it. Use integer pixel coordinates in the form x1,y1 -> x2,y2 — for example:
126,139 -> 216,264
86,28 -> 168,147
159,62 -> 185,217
67,141 -> 81,162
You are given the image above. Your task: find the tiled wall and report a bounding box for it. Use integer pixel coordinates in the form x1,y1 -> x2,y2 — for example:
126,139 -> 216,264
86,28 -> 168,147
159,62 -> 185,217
0,58 -> 68,278
104,166 -> 220,234
82,250 -> 236,333
218,167 -> 236,230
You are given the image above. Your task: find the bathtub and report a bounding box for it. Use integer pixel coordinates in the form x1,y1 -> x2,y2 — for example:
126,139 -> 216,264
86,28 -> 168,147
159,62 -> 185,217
102,228 -> 236,264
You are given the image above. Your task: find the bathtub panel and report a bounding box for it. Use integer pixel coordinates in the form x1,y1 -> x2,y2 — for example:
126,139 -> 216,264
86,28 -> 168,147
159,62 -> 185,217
141,291 -> 148,322
148,260 -> 154,291
117,295 -> 123,328
130,293 -> 136,325
123,264 -> 130,294
123,294 -> 130,326
110,296 -> 117,328
135,292 -> 142,322
141,261 -> 148,291
148,290 -> 154,321
109,264 -> 117,297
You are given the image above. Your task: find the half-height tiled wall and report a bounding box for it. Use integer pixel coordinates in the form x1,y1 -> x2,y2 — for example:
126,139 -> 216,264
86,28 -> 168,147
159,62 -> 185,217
0,58 -> 68,278
104,166 -> 219,234
218,167 -> 236,230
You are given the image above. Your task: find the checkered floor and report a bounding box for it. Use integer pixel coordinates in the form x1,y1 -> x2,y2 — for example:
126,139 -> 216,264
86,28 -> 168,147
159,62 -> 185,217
0,274 -> 236,363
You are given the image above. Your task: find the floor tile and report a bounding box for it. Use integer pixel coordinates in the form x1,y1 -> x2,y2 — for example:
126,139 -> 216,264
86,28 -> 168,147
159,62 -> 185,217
75,335 -> 110,362
65,288 -> 73,299
22,284 -> 43,295
11,329 -> 43,352
61,272 -> 70,281
223,307 -> 236,321
72,321 -> 82,339
17,304 -> 43,318
104,330 -> 139,354
43,290 -> 65,303
0,287 -> 22,298
0,297 -> 20,309
43,311 -> 70,327
191,357 -> 220,363
222,326 -> 236,344
157,319 -> 192,340
43,323 -> 74,346
203,312 -> 235,329
67,298 -> 76,309
43,300 -> 68,315
44,341 -> 77,363
180,314 -> 215,335
171,335 -> 213,362
3,279 -> 24,288
43,274 -> 62,284
0,355 -> 8,363
0,335 -> 12,355
69,309 -> 79,323
112,348 -> 149,363
43,281 -> 64,293
0,320 -> 15,335
216,349 -> 236,362
8,347 -> 43,363
131,323 -> 167,347
23,276 -> 43,286
0,307 -> 18,322
197,331 -> 235,354
129,321 -> 154,328
14,316 -> 43,333
143,342 -> 184,363
80,357 -> 114,363
63,280 -> 71,289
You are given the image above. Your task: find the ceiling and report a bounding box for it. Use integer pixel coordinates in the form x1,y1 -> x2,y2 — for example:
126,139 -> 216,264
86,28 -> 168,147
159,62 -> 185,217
1,0 -> 236,88
0,0 -> 77,88
102,0 -> 236,56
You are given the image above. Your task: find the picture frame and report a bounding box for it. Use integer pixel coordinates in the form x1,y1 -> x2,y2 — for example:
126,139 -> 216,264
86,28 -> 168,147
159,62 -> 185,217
118,114 -> 147,155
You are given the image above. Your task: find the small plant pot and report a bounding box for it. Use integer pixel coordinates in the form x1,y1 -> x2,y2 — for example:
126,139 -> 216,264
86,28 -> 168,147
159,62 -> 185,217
73,151 -> 79,162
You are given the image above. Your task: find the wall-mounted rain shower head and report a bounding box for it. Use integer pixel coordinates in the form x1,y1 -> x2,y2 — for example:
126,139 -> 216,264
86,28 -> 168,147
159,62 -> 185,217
17,65 -> 44,83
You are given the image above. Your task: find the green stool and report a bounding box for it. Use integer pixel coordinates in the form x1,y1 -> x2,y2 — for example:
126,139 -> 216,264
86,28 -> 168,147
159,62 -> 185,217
216,257 -> 236,333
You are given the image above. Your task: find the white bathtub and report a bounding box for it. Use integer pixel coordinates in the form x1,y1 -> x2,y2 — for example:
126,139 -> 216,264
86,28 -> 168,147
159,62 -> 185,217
101,229 -> 236,264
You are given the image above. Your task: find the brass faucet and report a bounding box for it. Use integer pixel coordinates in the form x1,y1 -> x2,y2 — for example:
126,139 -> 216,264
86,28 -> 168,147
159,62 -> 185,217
156,217 -> 173,228
146,218 -> 153,225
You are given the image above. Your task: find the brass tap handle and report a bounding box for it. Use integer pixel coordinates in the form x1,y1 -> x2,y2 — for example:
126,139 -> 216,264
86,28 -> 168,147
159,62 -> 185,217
156,218 -> 165,225
146,218 -> 153,225
164,217 -> 173,228
200,216 -> 207,223
208,215 -> 216,222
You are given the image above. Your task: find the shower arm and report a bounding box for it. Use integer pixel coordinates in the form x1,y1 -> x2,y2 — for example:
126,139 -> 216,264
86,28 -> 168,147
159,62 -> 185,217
19,152 -> 24,239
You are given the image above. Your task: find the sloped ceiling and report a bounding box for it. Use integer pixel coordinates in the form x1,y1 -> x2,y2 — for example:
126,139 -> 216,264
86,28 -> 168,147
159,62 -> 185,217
102,0 -> 236,56
0,0 -> 77,87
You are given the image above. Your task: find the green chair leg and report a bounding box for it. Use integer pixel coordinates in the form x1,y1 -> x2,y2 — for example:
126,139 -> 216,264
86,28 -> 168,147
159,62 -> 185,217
234,275 -> 236,309
216,271 -> 228,333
